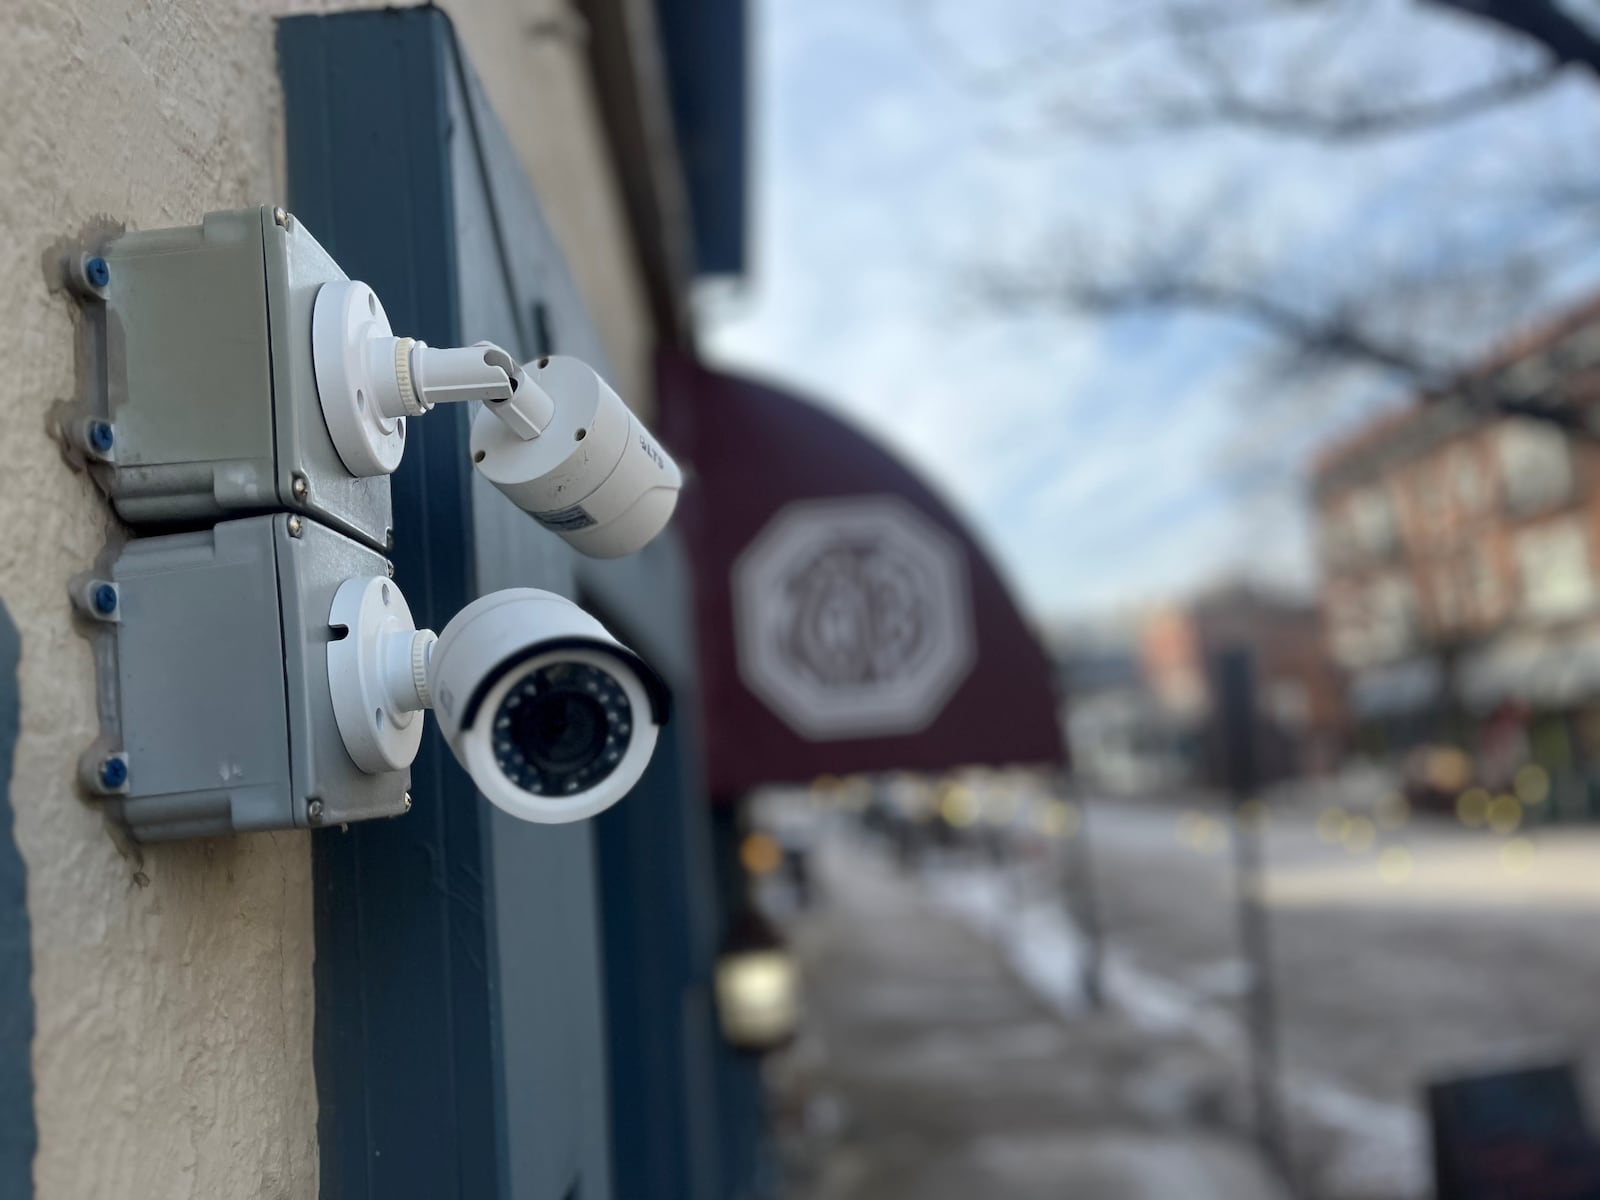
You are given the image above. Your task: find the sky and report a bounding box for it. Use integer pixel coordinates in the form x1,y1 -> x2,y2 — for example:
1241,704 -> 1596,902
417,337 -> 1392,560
699,0 -> 1600,628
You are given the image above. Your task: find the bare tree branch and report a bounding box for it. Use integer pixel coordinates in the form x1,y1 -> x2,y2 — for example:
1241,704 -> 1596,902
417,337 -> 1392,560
918,0 -> 1583,145
976,190 -> 1600,388
1023,0 -> 1567,143
1044,66 -> 1560,141
980,239 -> 1600,439
898,0 -> 1301,94
1433,0 -> 1600,77
983,271 -> 1440,380
942,0 -> 1600,439
1094,67 -> 1558,140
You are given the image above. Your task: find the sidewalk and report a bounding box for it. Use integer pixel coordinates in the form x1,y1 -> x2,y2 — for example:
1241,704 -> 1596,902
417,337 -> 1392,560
774,836 -> 1289,1200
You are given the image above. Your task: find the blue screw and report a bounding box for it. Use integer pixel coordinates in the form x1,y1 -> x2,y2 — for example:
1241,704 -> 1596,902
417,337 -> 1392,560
91,583 -> 118,615
85,256 -> 110,288
88,421 -> 114,453
99,757 -> 127,790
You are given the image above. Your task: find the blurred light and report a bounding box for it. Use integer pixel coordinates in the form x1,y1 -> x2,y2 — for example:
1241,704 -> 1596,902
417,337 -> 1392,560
1456,788 -> 1490,827
1376,794 -> 1410,830
1036,799 -> 1080,839
1188,815 -> 1225,853
1514,764 -> 1551,807
1500,837 -> 1537,874
715,949 -> 800,1052
810,774 -> 841,796
1377,845 -> 1413,884
740,831 -> 785,877
1488,794 -> 1523,836
1425,748 -> 1472,793
940,785 -> 979,828
1316,807 -> 1350,845
1342,815 -> 1376,854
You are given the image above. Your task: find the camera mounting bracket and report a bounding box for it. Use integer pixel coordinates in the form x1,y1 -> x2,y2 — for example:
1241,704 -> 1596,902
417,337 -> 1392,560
326,576 -> 436,774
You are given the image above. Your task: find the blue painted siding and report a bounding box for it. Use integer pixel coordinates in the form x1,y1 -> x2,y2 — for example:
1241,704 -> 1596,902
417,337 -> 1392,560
0,600 -> 35,1200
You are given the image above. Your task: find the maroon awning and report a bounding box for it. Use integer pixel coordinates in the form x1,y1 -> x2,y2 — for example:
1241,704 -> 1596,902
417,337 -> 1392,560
659,350 -> 1065,800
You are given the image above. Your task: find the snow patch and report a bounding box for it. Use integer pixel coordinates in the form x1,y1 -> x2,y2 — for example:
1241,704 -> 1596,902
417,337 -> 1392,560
926,859 -> 1428,1199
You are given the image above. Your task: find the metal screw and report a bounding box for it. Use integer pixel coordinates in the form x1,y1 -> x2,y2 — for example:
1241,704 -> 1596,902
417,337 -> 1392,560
307,799 -> 324,823
272,206 -> 290,228
87,421 -> 114,454
287,515 -> 304,538
291,473 -> 309,501
385,560 -> 395,579
91,583 -> 118,615
402,793 -> 412,813
84,256 -> 111,288
99,757 -> 127,790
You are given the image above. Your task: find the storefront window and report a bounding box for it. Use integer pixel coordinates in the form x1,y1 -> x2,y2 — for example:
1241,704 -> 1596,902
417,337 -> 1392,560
1517,517 -> 1595,619
1498,421 -> 1573,514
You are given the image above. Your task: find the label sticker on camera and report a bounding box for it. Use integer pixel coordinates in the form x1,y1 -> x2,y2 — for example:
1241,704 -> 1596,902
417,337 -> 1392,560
534,505 -> 597,533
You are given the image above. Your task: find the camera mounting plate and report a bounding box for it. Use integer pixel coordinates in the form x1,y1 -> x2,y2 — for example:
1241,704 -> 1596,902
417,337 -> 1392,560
327,575 -> 434,774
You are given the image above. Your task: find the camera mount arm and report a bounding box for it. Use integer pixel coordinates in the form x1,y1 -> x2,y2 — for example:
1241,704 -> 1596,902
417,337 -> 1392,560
312,279 -> 551,476
399,341 -> 554,441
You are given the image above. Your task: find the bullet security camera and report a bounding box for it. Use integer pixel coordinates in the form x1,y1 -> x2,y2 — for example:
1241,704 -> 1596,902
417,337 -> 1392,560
312,280 -> 683,558
470,355 -> 682,559
429,589 -> 672,822
329,579 -> 670,824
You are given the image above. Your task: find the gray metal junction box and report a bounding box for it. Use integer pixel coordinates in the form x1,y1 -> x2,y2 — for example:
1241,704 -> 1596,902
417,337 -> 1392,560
68,207 -> 393,552
77,514 -> 407,841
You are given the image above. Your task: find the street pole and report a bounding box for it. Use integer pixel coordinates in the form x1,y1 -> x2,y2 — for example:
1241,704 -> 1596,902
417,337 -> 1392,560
1213,646 -> 1295,1191
1061,769 -> 1106,1010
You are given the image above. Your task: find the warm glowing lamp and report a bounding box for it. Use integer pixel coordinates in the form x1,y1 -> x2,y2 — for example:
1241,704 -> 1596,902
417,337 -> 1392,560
714,908 -> 800,1053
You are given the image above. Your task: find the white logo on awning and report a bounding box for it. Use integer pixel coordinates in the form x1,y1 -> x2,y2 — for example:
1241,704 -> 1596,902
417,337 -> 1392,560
732,496 -> 975,740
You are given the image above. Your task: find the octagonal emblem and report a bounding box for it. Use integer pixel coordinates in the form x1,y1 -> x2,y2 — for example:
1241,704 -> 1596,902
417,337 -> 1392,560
732,495 -> 975,740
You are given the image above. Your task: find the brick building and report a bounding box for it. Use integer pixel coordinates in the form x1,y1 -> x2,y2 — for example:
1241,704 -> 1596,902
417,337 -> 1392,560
1312,297 -> 1600,808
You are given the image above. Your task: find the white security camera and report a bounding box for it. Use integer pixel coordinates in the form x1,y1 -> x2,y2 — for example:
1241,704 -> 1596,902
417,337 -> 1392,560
328,579 -> 669,824
470,355 -> 682,559
312,280 -> 683,558
427,588 -> 671,822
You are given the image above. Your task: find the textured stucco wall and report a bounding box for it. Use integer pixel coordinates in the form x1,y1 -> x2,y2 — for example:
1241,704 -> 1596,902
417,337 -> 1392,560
0,2 -> 653,1198
1,4 -> 318,1197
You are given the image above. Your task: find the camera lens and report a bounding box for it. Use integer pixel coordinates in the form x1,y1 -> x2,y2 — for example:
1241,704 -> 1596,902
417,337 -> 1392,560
492,661 -> 633,796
